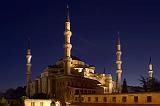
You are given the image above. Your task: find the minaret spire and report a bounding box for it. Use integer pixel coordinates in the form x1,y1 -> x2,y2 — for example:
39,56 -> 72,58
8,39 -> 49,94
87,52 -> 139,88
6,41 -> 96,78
149,57 -> 152,64
148,57 -> 153,80
64,4 -> 72,75
27,38 -> 30,49
66,4 -> 70,22
116,32 -> 120,45
115,32 -> 122,93
26,38 -> 32,97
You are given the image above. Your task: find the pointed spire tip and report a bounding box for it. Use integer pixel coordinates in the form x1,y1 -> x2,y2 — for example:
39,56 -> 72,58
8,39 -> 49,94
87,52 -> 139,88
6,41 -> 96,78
27,38 -> 31,49
116,31 -> 120,45
65,4 -> 70,22
149,57 -> 152,64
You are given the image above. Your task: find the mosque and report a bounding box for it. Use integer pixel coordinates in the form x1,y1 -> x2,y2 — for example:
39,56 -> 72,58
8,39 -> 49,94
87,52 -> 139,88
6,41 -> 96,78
25,6 -> 153,104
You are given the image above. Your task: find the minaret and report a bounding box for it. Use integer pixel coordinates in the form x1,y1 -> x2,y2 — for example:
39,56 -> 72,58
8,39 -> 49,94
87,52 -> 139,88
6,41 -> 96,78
116,32 -> 122,93
148,57 -> 153,80
26,39 -> 32,97
63,5 -> 72,75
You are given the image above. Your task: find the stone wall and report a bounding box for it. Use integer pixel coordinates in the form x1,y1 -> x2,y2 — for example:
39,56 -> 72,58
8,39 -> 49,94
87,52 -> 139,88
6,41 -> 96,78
73,92 -> 160,104
24,99 -> 62,106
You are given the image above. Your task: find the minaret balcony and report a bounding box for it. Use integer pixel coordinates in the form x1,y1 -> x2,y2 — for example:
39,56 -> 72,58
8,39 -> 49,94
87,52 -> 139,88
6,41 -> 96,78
116,51 -> 122,55
116,61 -> 122,64
64,44 -> 72,49
64,30 -> 72,36
116,70 -> 122,73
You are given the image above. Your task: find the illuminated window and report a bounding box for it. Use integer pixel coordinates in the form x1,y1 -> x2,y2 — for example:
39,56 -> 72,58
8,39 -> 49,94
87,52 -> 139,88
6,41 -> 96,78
103,97 -> 107,102
103,86 -> 107,93
88,97 -> 91,101
95,97 -> 98,102
134,96 -> 138,102
147,96 -> 152,102
104,87 -> 107,93
122,96 -> 127,102
40,102 -> 43,106
31,102 -> 35,106
112,97 -> 116,102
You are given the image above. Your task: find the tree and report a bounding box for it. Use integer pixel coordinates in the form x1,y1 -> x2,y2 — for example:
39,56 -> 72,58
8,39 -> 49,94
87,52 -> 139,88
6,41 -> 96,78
139,76 -> 148,91
147,78 -> 160,91
121,78 -> 128,93
4,86 -> 26,99
139,76 -> 160,92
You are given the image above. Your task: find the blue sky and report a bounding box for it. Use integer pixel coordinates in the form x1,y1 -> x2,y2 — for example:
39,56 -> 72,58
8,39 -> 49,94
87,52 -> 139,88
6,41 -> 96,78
1,0 -> 160,91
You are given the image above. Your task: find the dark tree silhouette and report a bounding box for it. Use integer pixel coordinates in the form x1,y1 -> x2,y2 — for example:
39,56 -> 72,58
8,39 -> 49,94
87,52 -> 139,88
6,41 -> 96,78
4,86 -> 26,99
139,76 -> 148,91
121,78 -> 128,93
15,87 -> 26,98
147,78 -> 160,91
5,88 -> 16,99
139,76 -> 160,92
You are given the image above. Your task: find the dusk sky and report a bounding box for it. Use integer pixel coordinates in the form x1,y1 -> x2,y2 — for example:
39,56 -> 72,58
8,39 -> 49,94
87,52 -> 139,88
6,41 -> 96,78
1,0 -> 160,91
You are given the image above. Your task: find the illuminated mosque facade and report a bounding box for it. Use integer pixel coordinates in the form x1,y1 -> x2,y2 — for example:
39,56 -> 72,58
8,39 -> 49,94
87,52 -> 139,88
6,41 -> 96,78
25,6 -> 153,103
